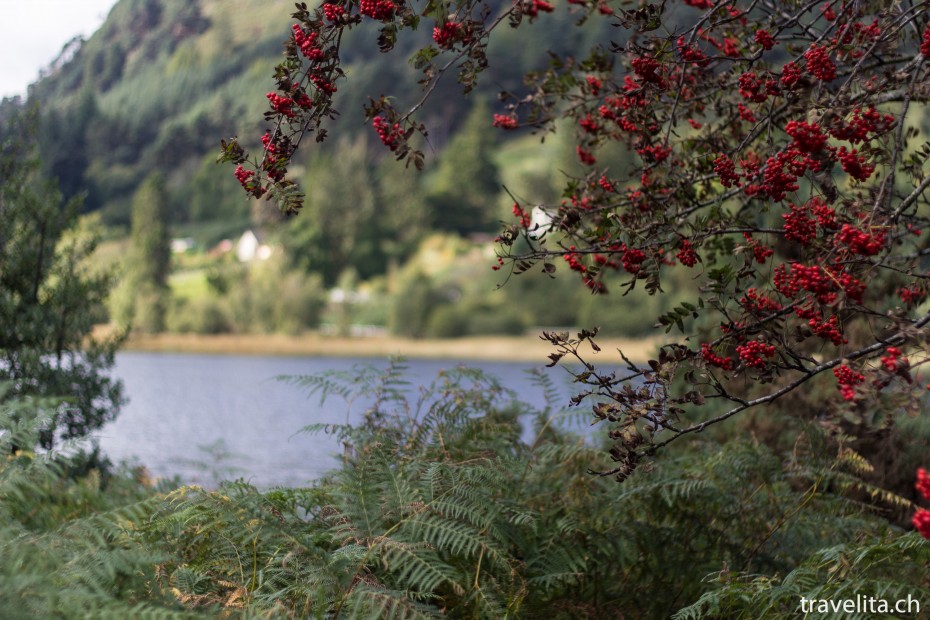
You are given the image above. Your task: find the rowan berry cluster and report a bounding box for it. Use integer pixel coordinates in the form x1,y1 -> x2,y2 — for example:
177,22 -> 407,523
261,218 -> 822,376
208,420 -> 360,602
677,37 -> 709,66
372,116 -> 404,151
523,0 -> 554,17
917,468 -> 930,500
492,114 -> 518,130
754,29 -> 776,50
829,107 -> 895,144
742,233 -> 773,264
677,239 -> 698,267
322,3 -> 345,22
836,147 -> 874,181
740,288 -> 782,314
835,224 -> 885,256
266,93 -> 297,118
432,21 -> 463,48
913,468 -> 930,539
713,154 -> 740,188
913,509 -> 930,539
834,364 -> 865,401
880,346 -> 909,373
736,340 -> 776,368
782,203 -> 817,244
576,146 -> 597,166
701,343 -> 736,370
738,72 -> 769,103
292,24 -> 325,61
898,286 -> 927,307
621,245 -> 646,273
780,61 -> 802,88
809,315 -> 847,346
922,25 -> 930,57
804,44 -> 837,81
785,121 -> 828,153
359,0 -> 396,20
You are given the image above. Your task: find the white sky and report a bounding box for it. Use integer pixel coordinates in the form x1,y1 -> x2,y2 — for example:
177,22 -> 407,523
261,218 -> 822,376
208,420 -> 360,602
0,0 -> 119,100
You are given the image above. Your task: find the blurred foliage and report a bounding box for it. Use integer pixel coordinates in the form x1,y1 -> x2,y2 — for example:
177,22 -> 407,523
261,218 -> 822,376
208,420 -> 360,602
3,364 -> 927,618
0,108 -> 123,450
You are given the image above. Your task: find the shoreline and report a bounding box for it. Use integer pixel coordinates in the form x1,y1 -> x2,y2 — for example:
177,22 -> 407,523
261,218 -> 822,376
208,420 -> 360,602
113,330 -> 662,363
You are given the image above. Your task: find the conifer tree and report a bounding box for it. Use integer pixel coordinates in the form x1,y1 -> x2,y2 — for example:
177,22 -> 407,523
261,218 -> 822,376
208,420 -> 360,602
0,107 -> 122,449
116,173 -> 171,333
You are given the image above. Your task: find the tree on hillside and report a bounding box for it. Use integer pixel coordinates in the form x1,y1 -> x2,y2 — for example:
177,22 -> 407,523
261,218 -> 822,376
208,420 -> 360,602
426,98 -> 503,234
114,173 -> 171,333
279,136 -> 390,284
221,1 -> 930,490
0,108 -> 123,449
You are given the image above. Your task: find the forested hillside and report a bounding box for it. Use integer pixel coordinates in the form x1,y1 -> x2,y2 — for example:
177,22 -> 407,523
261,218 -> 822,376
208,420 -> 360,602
21,0 -> 611,231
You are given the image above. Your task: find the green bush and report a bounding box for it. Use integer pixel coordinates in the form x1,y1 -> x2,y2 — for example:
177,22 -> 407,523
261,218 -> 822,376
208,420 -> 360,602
166,297 -> 233,334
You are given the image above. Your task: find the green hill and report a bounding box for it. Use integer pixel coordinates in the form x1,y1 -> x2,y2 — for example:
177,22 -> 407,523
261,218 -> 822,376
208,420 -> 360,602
22,0 -> 612,231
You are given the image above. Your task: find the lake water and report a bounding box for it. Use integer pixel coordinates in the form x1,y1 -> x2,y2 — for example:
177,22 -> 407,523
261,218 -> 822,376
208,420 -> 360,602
94,352 -> 583,487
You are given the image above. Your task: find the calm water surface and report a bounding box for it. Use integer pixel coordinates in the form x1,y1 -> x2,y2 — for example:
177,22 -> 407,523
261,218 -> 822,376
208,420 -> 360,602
95,352 -> 574,487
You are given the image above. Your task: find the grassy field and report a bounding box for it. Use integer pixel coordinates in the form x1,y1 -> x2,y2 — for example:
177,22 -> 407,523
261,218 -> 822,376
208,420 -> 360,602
109,329 -> 663,363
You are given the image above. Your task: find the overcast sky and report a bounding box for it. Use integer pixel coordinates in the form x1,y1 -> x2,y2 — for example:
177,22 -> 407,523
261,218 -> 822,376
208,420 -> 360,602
0,0 -> 119,100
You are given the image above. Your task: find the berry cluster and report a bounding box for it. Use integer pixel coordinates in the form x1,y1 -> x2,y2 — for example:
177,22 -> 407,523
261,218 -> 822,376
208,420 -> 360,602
432,21 -> 463,48
621,245 -> 646,273
804,44 -> 837,82
579,114 -> 600,134
780,61 -> 802,88
836,147 -> 875,181
266,93 -> 297,118
759,150 -> 801,201
577,146 -> 597,166
743,233 -> 773,264
493,114 -> 518,130
809,197 -> 838,229
738,72 -> 769,103
785,120 -> 828,153
292,24 -> 325,61
701,343 -> 736,370
736,340 -> 776,369
917,468 -> 930,500
631,57 -> 665,87
322,3 -> 345,22
677,37 -> 709,66
834,364 -> 865,401
755,29 -> 776,50
774,263 -> 837,302
922,24 -> 930,58
359,0 -> 395,21
880,346 -> 909,373
898,285 -> 927,306
737,103 -> 757,123
809,314 -> 847,345
835,223 -> 885,256
563,246 -> 586,273
829,107 -> 895,144
637,144 -> 672,163
372,116 -> 403,151
740,288 -> 782,314
782,203 -> 817,244
677,239 -> 698,267
915,509 -> 930,539
523,0 -> 554,17
714,154 -> 740,188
